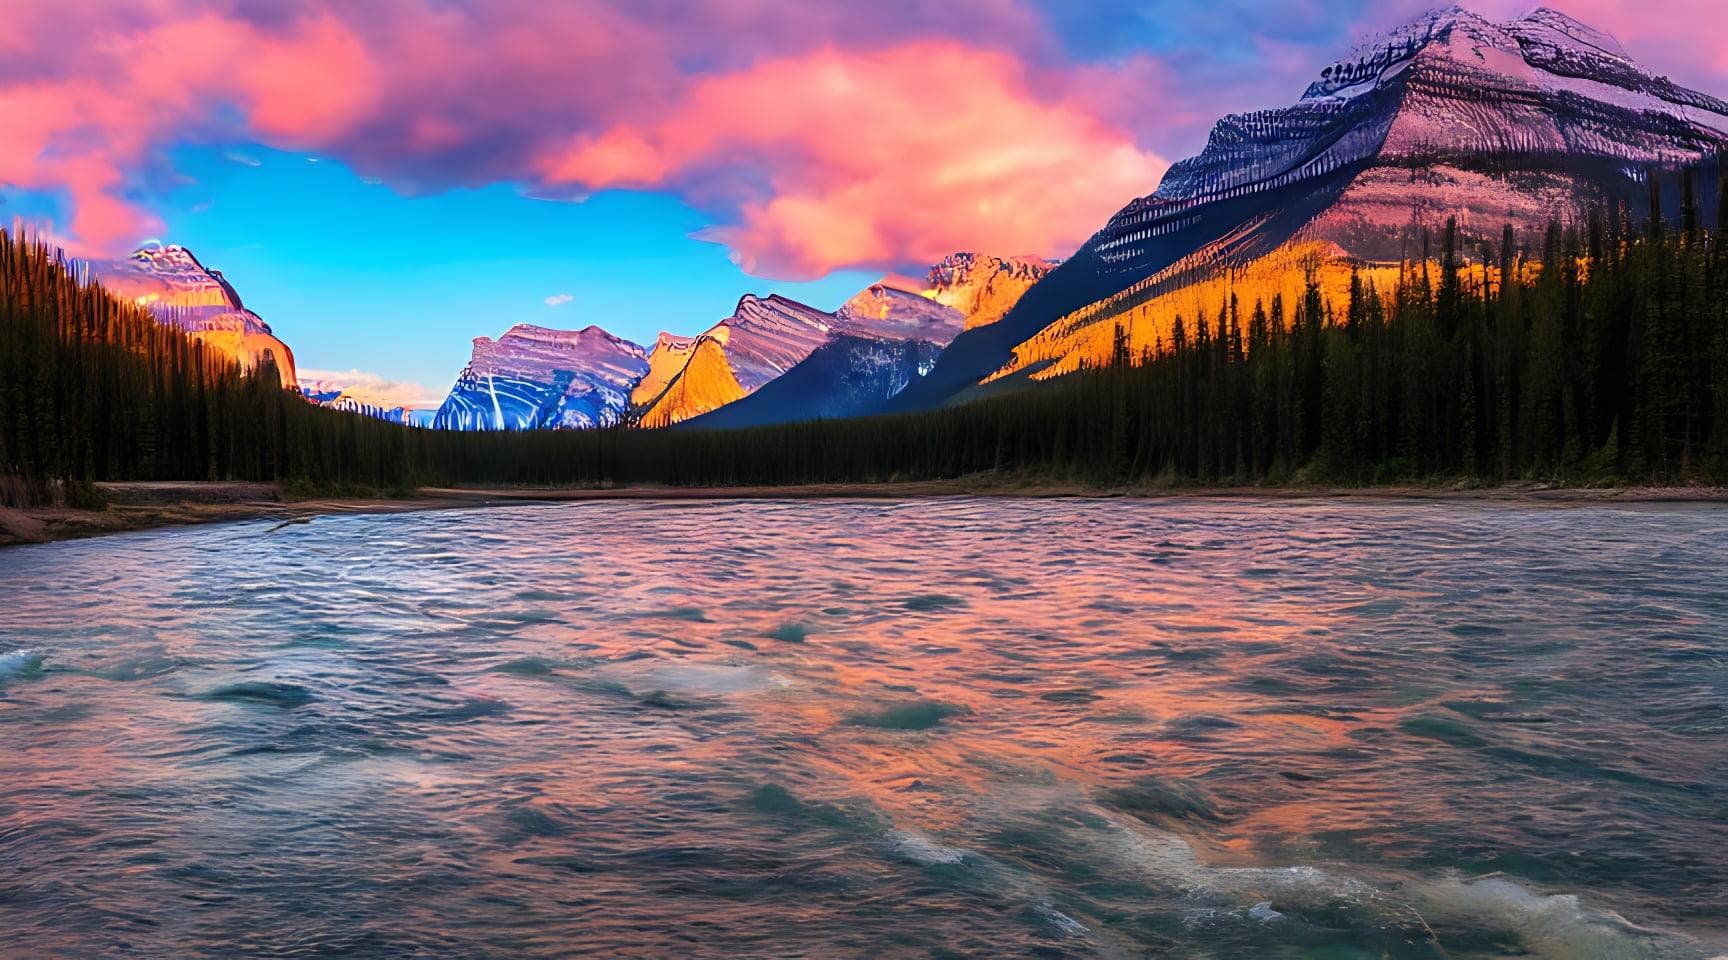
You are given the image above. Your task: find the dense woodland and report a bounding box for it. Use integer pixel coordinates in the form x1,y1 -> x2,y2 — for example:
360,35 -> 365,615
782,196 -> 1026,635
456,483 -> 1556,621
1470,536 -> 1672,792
3,166 -> 1727,507
0,229 -> 425,505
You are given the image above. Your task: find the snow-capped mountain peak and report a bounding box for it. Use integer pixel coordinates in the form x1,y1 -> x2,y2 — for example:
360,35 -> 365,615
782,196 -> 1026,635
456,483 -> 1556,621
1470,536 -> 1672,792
923,253 -> 1055,332
1514,7 -> 1630,62
433,322 -> 649,431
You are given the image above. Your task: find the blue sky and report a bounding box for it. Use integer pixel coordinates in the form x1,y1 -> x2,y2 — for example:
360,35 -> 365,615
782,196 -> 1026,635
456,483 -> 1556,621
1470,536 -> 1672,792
100,147 -> 875,401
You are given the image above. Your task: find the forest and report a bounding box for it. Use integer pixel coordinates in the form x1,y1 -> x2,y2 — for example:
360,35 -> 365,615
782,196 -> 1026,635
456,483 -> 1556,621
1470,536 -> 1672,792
3,166 -> 1726,507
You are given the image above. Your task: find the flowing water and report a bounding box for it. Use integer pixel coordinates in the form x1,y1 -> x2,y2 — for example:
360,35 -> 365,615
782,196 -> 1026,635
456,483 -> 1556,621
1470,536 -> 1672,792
2,497 -> 1726,959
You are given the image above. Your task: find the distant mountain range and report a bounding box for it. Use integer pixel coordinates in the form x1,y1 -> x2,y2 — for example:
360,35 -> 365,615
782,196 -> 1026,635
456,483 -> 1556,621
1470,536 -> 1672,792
80,244 -> 1050,431
296,380 -> 415,426
84,7 -> 1728,434
433,252 -> 1052,431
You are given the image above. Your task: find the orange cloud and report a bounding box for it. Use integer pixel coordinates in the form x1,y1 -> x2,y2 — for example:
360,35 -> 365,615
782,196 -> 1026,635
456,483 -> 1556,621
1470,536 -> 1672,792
539,42 -> 1168,278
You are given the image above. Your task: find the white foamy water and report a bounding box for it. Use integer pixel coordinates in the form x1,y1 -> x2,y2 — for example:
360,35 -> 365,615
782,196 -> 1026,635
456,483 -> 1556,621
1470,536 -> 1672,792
0,648 -> 42,681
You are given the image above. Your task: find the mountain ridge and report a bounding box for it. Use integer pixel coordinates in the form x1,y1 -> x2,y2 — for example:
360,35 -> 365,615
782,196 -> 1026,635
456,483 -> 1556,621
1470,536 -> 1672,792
431,323 -> 649,430
86,244 -> 299,388
885,4 -> 1728,411
626,252 -> 1049,428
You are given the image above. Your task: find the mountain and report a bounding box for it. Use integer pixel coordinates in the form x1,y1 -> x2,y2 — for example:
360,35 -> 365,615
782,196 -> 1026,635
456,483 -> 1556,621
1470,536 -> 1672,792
633,335 -> 747,429
630,294 -> 832,427
696,294 -> 837,393
296,369 -> 439,425
632,333 -> 702,412
682,336 -> 942,430
923,253 -> 1055,331
431,324 -> 649,430
631,252 -> 1046,428
888,6 -> 1728,407
834,279 -> 964,343
835,254 -> 1052,337
421,250 -> 1051,433
87,244 -> 298,387
631,287 -> 959,428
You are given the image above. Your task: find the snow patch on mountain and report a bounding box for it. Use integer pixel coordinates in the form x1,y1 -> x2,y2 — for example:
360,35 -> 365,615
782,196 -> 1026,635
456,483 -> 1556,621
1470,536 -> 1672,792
297,386 -> 412,425
432,324 -> 649,431
85,243 -> 298,387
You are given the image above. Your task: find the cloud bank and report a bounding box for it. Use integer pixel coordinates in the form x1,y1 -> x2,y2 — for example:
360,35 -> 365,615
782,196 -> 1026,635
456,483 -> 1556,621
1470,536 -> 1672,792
3,0 -> 1723,278
297,368 -> 443,410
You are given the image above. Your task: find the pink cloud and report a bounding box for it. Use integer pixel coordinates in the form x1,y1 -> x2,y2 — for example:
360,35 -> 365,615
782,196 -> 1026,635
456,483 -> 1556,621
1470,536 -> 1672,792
0,7 -> 381,252
2,0 -> 1723,270
1,0 -> 1147,268
539,42 -> 1168,277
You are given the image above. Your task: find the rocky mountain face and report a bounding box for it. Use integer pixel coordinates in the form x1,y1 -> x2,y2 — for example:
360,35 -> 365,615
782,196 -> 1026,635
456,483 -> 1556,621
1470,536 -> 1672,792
704,294 -> 838,394
431,324 -> 649,430
683,336 -> 942,430
87,244 -> 298,387
632,336 -> 747,429
631,252 -> 1043,428
93,245 -> 426,423
632,333 -> 702,413
425,251 -> 1050,433
834,280 -> 964,344
629,294 -> 834,428
632,293 -> 832,426
923,253 -> 1054,331
890,6 -> 1728,405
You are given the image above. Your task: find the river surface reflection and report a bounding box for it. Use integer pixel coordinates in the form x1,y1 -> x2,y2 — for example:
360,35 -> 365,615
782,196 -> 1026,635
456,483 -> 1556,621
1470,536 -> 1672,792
2,497 -> 1726,958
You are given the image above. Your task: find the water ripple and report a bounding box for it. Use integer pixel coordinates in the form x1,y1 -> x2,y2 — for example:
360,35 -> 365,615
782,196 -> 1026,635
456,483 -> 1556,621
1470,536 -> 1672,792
1,498 -> 1725,958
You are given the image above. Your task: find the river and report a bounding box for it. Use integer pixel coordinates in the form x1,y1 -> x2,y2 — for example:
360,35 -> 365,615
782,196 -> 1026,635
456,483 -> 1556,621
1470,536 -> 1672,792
2,497 -> 1725,958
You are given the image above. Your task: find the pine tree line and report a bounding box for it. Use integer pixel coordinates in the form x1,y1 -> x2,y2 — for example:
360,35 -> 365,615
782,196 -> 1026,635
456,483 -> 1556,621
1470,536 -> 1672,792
1084,187 -> 1728,486
0,231 -> 427,505
3,167 -> 1726,504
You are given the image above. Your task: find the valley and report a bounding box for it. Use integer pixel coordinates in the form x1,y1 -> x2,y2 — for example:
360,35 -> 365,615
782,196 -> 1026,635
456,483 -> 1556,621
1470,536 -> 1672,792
6,6 -> 1728,959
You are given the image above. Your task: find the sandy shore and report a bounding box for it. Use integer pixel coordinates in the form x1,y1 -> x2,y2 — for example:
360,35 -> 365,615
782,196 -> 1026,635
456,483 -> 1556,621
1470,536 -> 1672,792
3,478 -> 1724,549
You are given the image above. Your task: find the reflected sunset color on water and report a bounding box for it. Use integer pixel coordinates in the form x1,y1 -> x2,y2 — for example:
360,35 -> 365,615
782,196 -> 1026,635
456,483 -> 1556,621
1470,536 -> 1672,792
2,498 -> 1726,958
